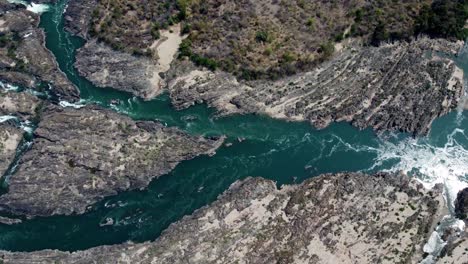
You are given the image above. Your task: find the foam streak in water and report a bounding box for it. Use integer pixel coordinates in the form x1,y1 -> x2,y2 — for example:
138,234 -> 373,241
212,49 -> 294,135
6,0 -> 49,14
369,128 -> 468,209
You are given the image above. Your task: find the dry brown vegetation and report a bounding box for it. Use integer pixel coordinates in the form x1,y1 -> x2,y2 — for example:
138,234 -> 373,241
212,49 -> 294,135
182,0 -> 438,79
89,0 -> 180,55
87,0 -> 468,79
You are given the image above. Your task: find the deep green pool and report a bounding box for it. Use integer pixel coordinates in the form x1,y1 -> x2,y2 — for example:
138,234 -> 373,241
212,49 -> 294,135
0,0 -> 467,252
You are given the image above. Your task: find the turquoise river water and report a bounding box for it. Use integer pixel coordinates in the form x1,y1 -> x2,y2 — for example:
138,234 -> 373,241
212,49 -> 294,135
0,0 -> 467,252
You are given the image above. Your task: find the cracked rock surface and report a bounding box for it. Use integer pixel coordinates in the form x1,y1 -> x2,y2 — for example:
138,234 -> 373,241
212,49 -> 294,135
0,1 -> 79,101
167,38 -> 464,136
0,105 -> 224,217
0,172 -> 446,263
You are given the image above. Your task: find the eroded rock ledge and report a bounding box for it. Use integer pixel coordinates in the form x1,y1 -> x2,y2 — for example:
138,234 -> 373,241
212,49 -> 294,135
0,105 -> 224,217
0,172 -> 448,263
167,37 -> 465,136
0,1 -> 79,101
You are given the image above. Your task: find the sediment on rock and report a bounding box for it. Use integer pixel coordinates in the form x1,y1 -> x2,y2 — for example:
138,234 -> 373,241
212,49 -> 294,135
167,37 -> 464,136
0,1 -> 79,101
74,22 -> 185,100
0,123 -> 22,176
0,104 -> 224,217
0,90 -> 43,121
0,172 -> 447,263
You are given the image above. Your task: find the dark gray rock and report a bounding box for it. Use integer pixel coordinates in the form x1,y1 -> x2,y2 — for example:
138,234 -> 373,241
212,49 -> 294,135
74,40 -> 161,99
455,188 -> 468,221
63,0 -> 96,39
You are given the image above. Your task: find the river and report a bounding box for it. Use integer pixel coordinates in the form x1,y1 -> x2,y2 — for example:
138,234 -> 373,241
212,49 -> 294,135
0,0 -> 467,253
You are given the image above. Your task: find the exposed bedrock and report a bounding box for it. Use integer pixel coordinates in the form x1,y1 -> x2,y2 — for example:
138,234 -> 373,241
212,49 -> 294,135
0,172 -> 447,263
63,0 -> 96,39
0,90 -> 43,121
0,1 -> 79,101
0,105 -> 224,217
0,123 -> 21,176
74,40 -> 161,99
167,37 -> 465,136
0,90 -> 42,177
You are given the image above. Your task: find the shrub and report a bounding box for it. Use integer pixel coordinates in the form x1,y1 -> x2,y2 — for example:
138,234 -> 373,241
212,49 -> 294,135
415,0 -> 468,40
319,42 -> 335,58
255,31 -> 270,43
371,21 -> 389,46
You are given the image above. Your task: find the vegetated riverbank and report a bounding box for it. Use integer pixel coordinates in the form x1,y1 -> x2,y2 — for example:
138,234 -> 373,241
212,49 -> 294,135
0,1 -> 466,263
67,0 -> 466,136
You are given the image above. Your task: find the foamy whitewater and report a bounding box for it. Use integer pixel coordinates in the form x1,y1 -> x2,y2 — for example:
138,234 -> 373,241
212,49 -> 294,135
6,0 -> 49,14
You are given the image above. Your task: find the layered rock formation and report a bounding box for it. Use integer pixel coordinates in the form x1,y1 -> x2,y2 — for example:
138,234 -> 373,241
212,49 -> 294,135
0,105 -> 224,217
0,172 -> 448,263
167,37 -> 464,136
0,1 -> 79,101
74,40 -> 161,99
63,0 -> 465,136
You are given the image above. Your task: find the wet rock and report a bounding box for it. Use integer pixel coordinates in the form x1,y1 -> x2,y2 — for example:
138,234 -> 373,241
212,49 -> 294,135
0,104 -> 224,217
455,188 -> 468,221
167,37 -> 464,136
0,172 -> 446,263
0,2 -> 79,101
0,215 -> 21,225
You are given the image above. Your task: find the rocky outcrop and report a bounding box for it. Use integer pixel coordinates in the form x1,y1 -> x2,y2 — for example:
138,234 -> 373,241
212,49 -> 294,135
0,172 -> 446,263
63,0 -> 96,39
438,231 -> 468,264
0,1 -> 79,101
167,37 -> 465,136
0,104 -> 224,217
74,40 -> 162,99
0,90 -> 42,121
455,188 -> 468,221
0,123 -> 21,176
74,23 -> 185,100
0,89 -> 42,185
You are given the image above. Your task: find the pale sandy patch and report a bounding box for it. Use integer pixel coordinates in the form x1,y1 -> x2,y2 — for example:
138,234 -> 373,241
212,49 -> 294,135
447,65 -> 464,91
2,131 -> 20,153
146,24 -> 186,99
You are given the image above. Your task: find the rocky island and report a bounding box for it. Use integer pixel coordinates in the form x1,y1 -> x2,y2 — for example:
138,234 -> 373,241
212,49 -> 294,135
0,104 -> 224,216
